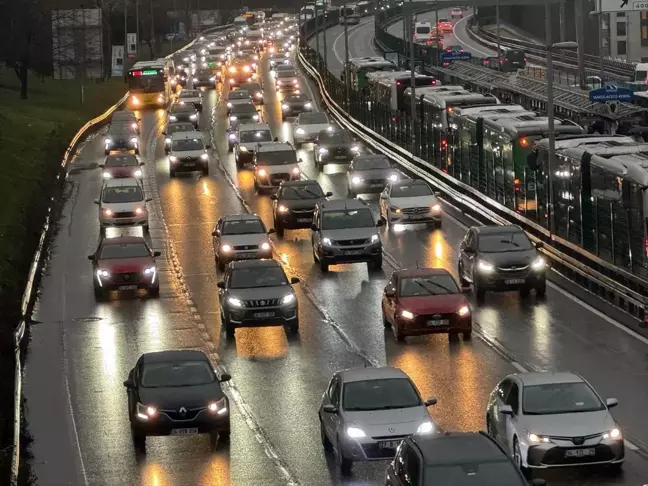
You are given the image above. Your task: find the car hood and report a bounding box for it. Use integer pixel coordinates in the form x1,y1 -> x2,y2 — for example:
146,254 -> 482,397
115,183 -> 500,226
281,198 -> 321,210
350,168 -> 395,179
257,163 -> 299,174
101,201 -> 145,212
285,100 -> 308,107
220,233 -> 269,246
398,294 -> 468,314
180,96 -> 201,103
170,112 -> 195,119
344,407 -> 430,436
229,285 -> 293,300
519,410 -> 616,437
138,383 -> 224,410
228,99 -> 251,106
171,149 -> 205,158
389,195 -> 438,208
97,256 -> 154,273
479,249 -> 538,267
239,142 -> 262,150
106,166 -> 141,177
321,227 -> 378,241
297,123 -> 330,135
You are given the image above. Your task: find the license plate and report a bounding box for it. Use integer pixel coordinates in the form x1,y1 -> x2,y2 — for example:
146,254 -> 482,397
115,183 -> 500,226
183,162 -> 195,167
334,155 -> 347,160
408,214 -> 428,219
254,311 -> 275,318
171,428 -> 199,436
343,250 -> 363,256
237,252 -> 257,259
565,448 -> 595,458
505,279 -> 526,285
370,183 -> 383,188
297,218 -> 312,223
426,319 -> 450,326
378,440 -> 400,449
118,285 -> 138,291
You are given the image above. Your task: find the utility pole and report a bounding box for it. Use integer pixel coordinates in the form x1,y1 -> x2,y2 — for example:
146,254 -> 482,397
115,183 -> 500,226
559,0 -> 566,63
574,0 -> 586,87
315,3 -> 320,70
545,0 -> 555,236
81,5 -> 86,103
409,0 -> 416,116
344,3 -> 350,107
135,0 -> 139,57
323,5 -> 328,70
496,0 -> 500,70
149,0 -> 156,58
434,1 -> 439,65
598,0 -> 604,80
124,0 -> 128,69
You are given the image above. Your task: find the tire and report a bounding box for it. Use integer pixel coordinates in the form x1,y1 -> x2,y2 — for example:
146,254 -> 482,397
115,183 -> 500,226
288,317 -> 299,334
219,429 -> 231,443
513,438 -> 531,478
100,226 -> 106,237
228,145 -> 233,153
315,160 -> 322,171
143,224 -> 149,233
536,281 -> 547,297
170,168 -> 176,178
475,283 -> 486,302
209,431 -> 219,450
319,258 -> 329,272
463,330 -> 472,339
202,165 -> 209,176
275,221 -> 285,238
320,419 -> 333,452
149,285 -> 160,298
486,415 -> 494,437
458,267 -> 470,289
235,157 -> 242,170
104,150 -> 109,156
93,285 -> 106,301
223,312 -> 235,338
337,436 -> 353,476
609,462 -> 623,474
131,426 -> 146,452
393,323 -> 405,342
368,255 -> 382,270
347,189 -> 355,198
382,308 -> 391,328
217,259 -> 226,272
135,147 -> 140,155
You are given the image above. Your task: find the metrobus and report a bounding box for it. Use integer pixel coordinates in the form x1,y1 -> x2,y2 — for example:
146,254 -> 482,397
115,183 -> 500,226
126,60 -> 171,109
356,1 -> 374,14
343,57 -> 397,90
413,90 -> 500,130
234,16 -> 248,29
301,4 -> 316,20
367,71 -> 438,111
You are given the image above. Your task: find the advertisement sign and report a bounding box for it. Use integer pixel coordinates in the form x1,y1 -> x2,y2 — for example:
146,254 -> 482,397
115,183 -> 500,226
111,45 -> 124,76
127,33 -> 137,59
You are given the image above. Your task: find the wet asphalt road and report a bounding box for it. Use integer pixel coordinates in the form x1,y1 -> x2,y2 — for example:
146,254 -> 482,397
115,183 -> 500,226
22,29 -> 648,486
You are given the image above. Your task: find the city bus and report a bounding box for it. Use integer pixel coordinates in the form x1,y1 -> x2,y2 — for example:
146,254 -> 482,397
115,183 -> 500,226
367,71 -> 438,111
234,16 -> 248,29
414,90 -> 500,130
343,57 -> 397,90
126,60 -> 171,109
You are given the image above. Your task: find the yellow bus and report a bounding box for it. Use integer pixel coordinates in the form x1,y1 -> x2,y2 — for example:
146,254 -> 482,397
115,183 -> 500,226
126,60 -> 171,109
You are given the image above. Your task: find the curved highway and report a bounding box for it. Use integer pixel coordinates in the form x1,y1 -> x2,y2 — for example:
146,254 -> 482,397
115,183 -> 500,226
20,23 -> 648,486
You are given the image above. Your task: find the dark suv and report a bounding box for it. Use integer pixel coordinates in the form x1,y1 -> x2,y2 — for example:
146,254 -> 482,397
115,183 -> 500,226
457,225 -> 547,302
385,431 -> 546,486
271,180 -> 332,237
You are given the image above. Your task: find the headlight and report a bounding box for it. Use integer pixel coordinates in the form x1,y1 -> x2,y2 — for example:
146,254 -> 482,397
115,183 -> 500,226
131,122 -> 138,130
169,156 -> 178,161
201,153 -> 209,160
304,102 -> 312,109
230,116 -> 237,121
243,66 -> 251,72
227,102 -> 233,108
371,234 -> 379,243
221,244 -> 232,252
603,428 -> 622,440
97,269 -> 110,278
131,96 -> 140,105
255,92 -> 263,98
351,145 -> 359,152
261,242 -> 271,251
169,115 -> 177,121
253,114 -> 259,120
281,293 -> 295,305
401,310 -> 414,320
322,237 -> 332,246
531,256 -> 546,270
351,176 -> 362,185
130,137 -> 138,144
103,209 -> 113,216
327,126 -> 334,132
477,261 -> 494,273
346,427 -> 366,438
431,204 -> 441,212
210,76 -> 216,81
457,305 -> 470,317
389,174 -> 398,182
228,133 -> 237,140
157,96 -> 164,104
193,78 -> 198,82
278,205 -> 289,213
102,171 -> 111,179
293,80 -> 299,85
292,167 -> 300,175
104,138 -> 112,144
136,403 -> 157,420
190,114 -> 197,120
228,297 -> 243,307
208,397 -> 228,415
133,169 -> 142,177
143,266 -> 156,275
282,104 -> 289,110
528,433 -> 550,443
239,146 -> 248,152
417,421 -> 435,434
390,206 -> 401,213
135,207 -> 144,215
165,137 -> 171,144
257,169 -> 267,177
318,148 -> 328,154
295,128 -> 305,135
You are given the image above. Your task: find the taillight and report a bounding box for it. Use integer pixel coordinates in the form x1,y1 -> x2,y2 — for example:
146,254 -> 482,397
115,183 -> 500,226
519,137 -> 529,147
514,178 -> 521,192
441,139 -> 448,149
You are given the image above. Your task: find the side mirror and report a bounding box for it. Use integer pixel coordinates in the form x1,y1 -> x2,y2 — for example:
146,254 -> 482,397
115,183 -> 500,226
311,224 -> 318,231
425,397 -> 437,406
270,194 -> 277,200
153,251 -> 161,257
268,228 -> 276,234
211,230 -> 218,236
162,131 -> 167,136
139,162 -> 145,166
146,197 -> 153,202
219,373 -> 232,382
461,286 -> 471,293
217,281 -> 225,289
94,199 -> 100,204
535,241 -> 544,249
98,164 -> 105,168
123,379 -> 134,388
322,404 -> 338,414
606,398 -> 619,408
531,479 -> 546,486
500,404 -> 514,415
87,255 -> 95,261
463,246 -> 475,254
274,137 -> 279,141
325,191 -> 333,197
291,276 -> 300,284
376,219 -> 385,227
434,191 -> 442,197
384,288 -> 395,297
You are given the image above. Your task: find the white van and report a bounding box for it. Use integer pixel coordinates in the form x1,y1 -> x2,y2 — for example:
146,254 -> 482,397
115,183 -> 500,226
634,63 -> 648,83
413,21 -> 432,43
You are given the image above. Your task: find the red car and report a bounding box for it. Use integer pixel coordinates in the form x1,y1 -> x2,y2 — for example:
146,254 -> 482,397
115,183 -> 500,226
100,154 -> 145,180
88,236 -> 161,300
438,19 -> 453,33
381,268 -> 472,342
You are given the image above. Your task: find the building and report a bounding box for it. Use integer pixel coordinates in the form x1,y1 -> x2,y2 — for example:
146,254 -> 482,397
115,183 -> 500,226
51,8 -> 103,79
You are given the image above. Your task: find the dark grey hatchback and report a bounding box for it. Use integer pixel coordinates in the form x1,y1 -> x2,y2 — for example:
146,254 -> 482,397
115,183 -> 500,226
271,180 -> 332,237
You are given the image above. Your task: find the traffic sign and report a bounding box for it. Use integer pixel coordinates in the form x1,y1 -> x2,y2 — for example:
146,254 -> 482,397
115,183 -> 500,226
599,0 -> 648,12
589,84 -> 634,102
440,52 -> 472,62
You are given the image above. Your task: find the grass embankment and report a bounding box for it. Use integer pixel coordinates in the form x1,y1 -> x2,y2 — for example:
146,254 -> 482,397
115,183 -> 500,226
0,71 -> 126,485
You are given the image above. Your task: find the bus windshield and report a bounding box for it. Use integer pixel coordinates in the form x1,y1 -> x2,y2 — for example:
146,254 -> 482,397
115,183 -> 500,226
128,74 -> 165,93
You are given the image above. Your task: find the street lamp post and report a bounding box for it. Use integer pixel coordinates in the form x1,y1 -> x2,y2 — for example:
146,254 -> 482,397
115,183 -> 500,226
589,2 -> 606,82
322,5 -> 328,70
315,4 -> 320,70
409,0 -> 416,117
344,4 -> 350,108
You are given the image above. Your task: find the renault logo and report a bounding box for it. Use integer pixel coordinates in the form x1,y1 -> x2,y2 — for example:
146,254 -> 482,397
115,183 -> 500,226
179,407 -> 187,415
260,300 -> 266,306
388,427 -> 395,433
124,275 -> 130,280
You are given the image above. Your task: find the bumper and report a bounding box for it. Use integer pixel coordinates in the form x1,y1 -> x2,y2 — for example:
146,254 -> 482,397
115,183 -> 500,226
170,158 -> 208,172
105,143 -> 138,153
100,215 -> 148,227
170,117 -> 198,126
96,277 -> 157,291
349,181 -> 388,194
396,313 -> 471,336
255,173 -> 301,189
194,80 -> 215,87
217,248 -> 272,264
275,210 -> 314,228
318,243 -> 381,264
475,272 -> 546,291
317,151 -> 354,163
294,133 -> 318,144
388,210 -> 441,225
132,410 -> 230,436
235,150 -> 255,163
525,441 -> 624,468
340,434 -> 404,461
276,84 -> 300,92
227,305 -> 298,326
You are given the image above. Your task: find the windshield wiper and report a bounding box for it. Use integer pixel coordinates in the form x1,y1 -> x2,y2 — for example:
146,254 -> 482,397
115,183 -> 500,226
423,279 -> 456,294
302,188 -> 321,198
413,280 -> 435,295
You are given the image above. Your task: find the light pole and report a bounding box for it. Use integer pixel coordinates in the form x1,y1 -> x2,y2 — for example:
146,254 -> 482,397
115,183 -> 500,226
344,4 -> 350,107
409,0 -> 416,117
124,0 -> 128,68
589,2 -> 606,82
322,5 -> 328,70
315,3 -> 320,70
496,0 -> 500,70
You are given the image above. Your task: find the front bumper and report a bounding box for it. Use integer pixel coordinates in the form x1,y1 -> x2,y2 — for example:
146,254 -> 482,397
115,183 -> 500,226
169,116 -> 199,127
218,247 -> 272,264
95,271 -> 156,291
105,142 -> 138,153
388,208 -> 441,225
170,157 -> 208,172
100,214 -> 148,228
194,79 -> 215,87
340,433 -> 406,461
349,179 -> 388,194
475,268 -> 546,291
275,208 -> 314,228
318,242 -> 382,264
226,303 -> 298,326
255,172 -> 301,189
282,106 -> 311,117
294,132 -> 319,144
316,149 -> 354,163
132,408 -> 230,436
396,312 -> 471,336
525,440 -> 624,468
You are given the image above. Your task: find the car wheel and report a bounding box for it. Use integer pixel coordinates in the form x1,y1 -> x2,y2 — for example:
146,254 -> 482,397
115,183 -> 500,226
336,436 -> 353,476
222,311 -> 235,338
149,285 -> 160,298
288,318 -> 299,334
209,431 -> 220,450
275,220 -> 285,238
170,168 -> 176,178
202,165 -> 209,176
319,258 -> 329,272
519,286 -> 530,298
368,255 -> 382,270
475,282 -> 486,302
135,147 -> 140,155
219,429 -> 231,443
131,426 -> 146,452
609,462 -> 623,474
463,329 -> 472,340
382,307 -> 391,328
486,414 -> 494,437
217,259 -> 225,272
228,145 -> 233,153
347,189 -> 355,198
513,438 -> 531,478
100,226 -> 106,237
393,322 -> 405,343
93,285 -> 106,301
143,224 -> 149,233
104,150 -> 109,156
312,245 -> 319,263
536,281 -> 547,297
320,419 -> 333,452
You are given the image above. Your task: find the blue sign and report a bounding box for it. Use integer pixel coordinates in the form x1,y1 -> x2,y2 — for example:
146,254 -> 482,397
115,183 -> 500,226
440,52 -> 472,62
589,84 -> 634,102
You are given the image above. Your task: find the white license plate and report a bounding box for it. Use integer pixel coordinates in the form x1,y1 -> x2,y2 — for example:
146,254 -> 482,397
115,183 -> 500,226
183,162 -> 196,167
237,252 -> 257,259
378,440 -> 400,449
297,218 -> 312,223
118,285 -> 138,291
254,311 -> 275,318
408,214 -> 428,219
334,155 -> 348,160
565,448 -> 595,458
343,250 -> 363,256
505,279 -> 526,285
370,183 -> 383,188
426,319 -> 450,326
171,428 -> 199,436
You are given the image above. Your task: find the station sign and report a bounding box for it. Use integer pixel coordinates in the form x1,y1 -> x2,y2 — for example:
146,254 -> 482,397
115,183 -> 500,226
589,84 -> 634,102
440,51 -> 472,62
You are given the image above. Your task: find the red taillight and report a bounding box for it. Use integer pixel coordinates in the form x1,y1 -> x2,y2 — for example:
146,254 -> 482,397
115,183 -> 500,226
499,59 -> 503,64
519,137 -> 529,147
431,80 -> 437,85
514,178 -> 521,192
396,81 -> 401,86
441,139 -> 447,149
524,58 -> 527,62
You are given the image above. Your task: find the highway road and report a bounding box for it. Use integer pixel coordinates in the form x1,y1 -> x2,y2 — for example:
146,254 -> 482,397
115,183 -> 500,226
21,26 -> 648,486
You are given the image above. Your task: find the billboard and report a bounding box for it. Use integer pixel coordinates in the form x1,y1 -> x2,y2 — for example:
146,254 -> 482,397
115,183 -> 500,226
51,8 -> 103,79
112,45 -> 124,76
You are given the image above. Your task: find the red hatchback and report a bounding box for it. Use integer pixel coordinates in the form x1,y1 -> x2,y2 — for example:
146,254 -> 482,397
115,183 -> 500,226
100,154 -> 145,180
382,268 -> 472,342
88,236 -> 161,300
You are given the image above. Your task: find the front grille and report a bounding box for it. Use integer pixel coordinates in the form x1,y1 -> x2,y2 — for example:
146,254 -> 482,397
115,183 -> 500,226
539,445 -> 615,465
183,156 -> 198,162
548,433 -> 602,444
495,265 -> 530,279
233,245 -> 259,250
366,179 -> 386,185
401,207 -> 430,215
334,238 -> 369,246
161,408 -> 203,421
361,443 -> 401,459
243,298 -> 280,307
372,434 -> 407,441
270,173 -> 291,182
497,264 -> 530,272
114,272 -> 140,282
291,209 -> 314,215
334,148 -> 349,155
114,211 -> 136,218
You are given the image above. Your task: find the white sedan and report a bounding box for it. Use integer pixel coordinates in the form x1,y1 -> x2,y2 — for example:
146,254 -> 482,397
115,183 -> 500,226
379,179 -> 442,228
293,112 -> 334,146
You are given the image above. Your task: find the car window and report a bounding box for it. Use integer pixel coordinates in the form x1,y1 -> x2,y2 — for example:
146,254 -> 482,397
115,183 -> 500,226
229,266 -> 289,289
423,462 -> 524,486
497,379 -> 513,402
321,208 -> 374,230
172,138 -> 204,151
99,242 -> 149,259
329,377 -> 341,407
504,382 -> 520,413
140,360 -> 215,387
354,157 -> 390,170
299,113 -> 328,124
403,444 -> 421,485
102,185 -> 143,203
105,155 -> 138,167
279,184 -> 324,200
168,124 -> 195,134
416,26 -> 430,34
319,131 -> 353,143
399,274 -> 459,297
477,231 -> 533,252
342,378 -> 421,411
522,382 -> 605,415
277,70 -> 298,77
390,183 -> 433,197
222,219 -> 265,235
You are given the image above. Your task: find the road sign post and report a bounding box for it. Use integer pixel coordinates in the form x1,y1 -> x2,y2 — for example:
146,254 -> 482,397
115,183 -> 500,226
588,84 -> 634,102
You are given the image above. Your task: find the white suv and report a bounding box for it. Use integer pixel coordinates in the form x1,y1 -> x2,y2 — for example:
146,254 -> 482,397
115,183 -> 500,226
95,178 -> 151,236
168,131 -> 211,177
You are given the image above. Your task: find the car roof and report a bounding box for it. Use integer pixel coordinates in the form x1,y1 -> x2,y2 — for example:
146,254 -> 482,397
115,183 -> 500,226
112,111 -> 136,119
394,267 -> 453,278
514,371 -> 584,386
103,177 -> 142,187
339,366 -> 410,383
222,213 -> 262,222
171,131 -> 203,140
141,349 -> 209,364
238,123 -> 270,131
318,198 -> 368,211
170,103 -> 195,111
474,224 -> 524,235
411,432 -> 512,466
257,142 -> 294,152
229,258 -> 281,269
101,235 -> 147,245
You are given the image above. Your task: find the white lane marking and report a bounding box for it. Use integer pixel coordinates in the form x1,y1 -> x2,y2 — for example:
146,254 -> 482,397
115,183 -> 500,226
452,15 -> 494,57
331,19 -> 371,65
510,361 -> 527,373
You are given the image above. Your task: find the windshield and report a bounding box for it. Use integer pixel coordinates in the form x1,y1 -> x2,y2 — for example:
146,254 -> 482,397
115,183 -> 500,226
320,132 -> 353,144
423,462 -> 523,486
343,378 -> 421,411
113,113 -> 135,122
277,70 -> 298,78
354,157 -> 390,170
232,105 -> 258,115
230,266 -> 289,288
391,183 -> 433,197
321,208 -> 374,230
108,127 -> 135,137
635,70 -> 648,81
399,274 -> 459,296
127,75 -> 165,93
478,232 -> 533,252
257,150 -> 297,165
102,185 -> 144,203
286,94 -> 308,102
168,123 -> 195,134
196,70 -> 212,77
105,155 -> 138,167
141,360 -> 215,387
229,90 -> 251,100
523,382 -> 605,415
172,138 -> 204,151
179,90 -> 199,98
300,113 -> 328,124
280,184 -> 324,200
416,26 -> 431,34
222,219 -> 265,235
99,242 -> 149,259
240,130 -> 272,142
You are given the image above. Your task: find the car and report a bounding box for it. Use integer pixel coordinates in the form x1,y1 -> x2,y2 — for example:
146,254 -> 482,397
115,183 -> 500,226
100,154 -> 145,180
202,56 -> 224,81
381,267 -> 471,342
437,18 -> 453,33
88,236 -> 160,299
450,7 -> 463,17
177,88 -> 203,111
217,259 -> 300,337
271,180 -> 332,237
123,349 -> 232,452
378,179 -> 441,228
314,128 -> 358,169
227,61 -> 257,87
104,123 -> 139,155
168,131 -> 211,177
226,89 -> 252,115
253,142 -> 301,192
319,366 -> 437,476
162,122 -> 196,154
232,123 -> 274,166
346,154 -> 399,196
293,112 -> 333,146
385,431 -> 545,486
238,82 -> 264,104
268,53 -> 290,67
168,103 -> 199,128
274,68 -> 300,92
192,68 -> 216,88
272,63 -> 296,78
281,93 -> 313,120
445,44 -> 464,54
311,198 -> 384,272
211,214 -> 275,271
228,102 -> 261,133
112,111 -> 140,134
339,13 -> 361,24
486,371 -> 624,475
457,224 -> 547,301
95,177 -> 151,236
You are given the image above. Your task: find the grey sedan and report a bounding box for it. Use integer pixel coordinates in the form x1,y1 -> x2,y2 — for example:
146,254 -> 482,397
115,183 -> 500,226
346,154 -> 399,196
281,93 -> 313,120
